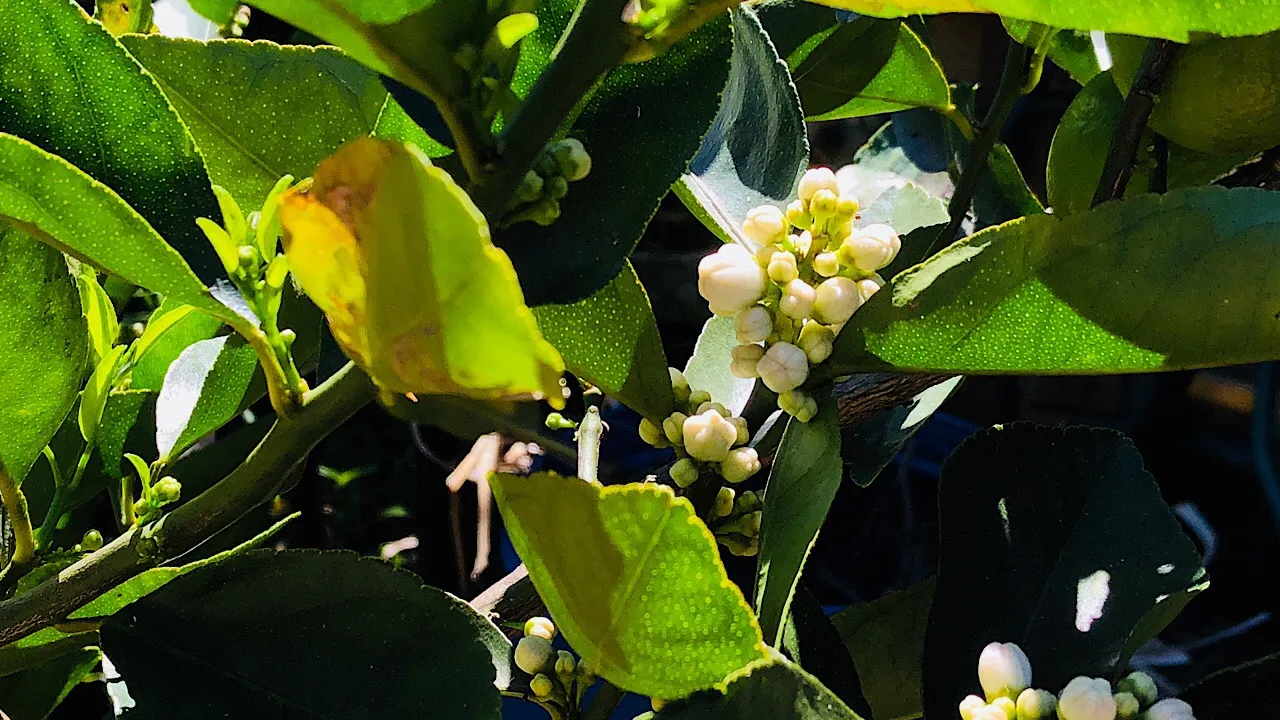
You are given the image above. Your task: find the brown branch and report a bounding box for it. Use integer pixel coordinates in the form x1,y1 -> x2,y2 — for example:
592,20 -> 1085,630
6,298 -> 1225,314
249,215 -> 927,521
1091,39 -> 1180,206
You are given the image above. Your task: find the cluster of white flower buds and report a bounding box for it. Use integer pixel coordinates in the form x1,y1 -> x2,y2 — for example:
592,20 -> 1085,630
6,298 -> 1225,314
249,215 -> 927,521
508,138 -> 592,226
513,616 -> 595,711
638,368 -> 762,489
709,486 -> 763,556
697,168 -> 901,422
960,642 -> 1196,720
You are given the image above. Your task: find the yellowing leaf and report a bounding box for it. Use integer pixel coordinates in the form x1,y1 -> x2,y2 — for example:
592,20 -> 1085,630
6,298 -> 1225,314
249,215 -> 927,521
280,138 -> 564,406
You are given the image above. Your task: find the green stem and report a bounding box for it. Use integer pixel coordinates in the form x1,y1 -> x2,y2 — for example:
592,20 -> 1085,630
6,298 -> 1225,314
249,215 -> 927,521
1091,39 -> 1180,206
0,461 -> 35,574
0,362 -> 376,646
35,443 -> 91,552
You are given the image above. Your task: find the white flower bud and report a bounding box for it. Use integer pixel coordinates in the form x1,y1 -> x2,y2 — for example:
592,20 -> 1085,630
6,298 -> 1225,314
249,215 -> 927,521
798,167 -> 839,202
720,447 -> 761,483
959,695 -> 987,720
1016,689 -> 1057,720
712,486 -> 735,518
858,274 -> 885,303
1115,692 -> 1140,719
798,322 -> 835,364
779,279 -> 816,319
863,222 -> 901,256
768,251 -> 799,284
757,342 -> 808,393
812,277 -> 863,325
734,306 -> 773,343
524,616 -> 556,640
730,343 -> 765,378
698,244 -> 768,316
793,230 -> 813,257
777,389 -> 818,422
742,204 -> 788,246
514,635 -> 555,675
1116,673 -> 1158,708
978,642 -> 1032,701
813,252 -> 840,277
754,242 -> 779,267
991,697 -> 1017,720
682,409 -> 739,462
670,458 -> 699,487
973,705 -> 1010,720
1058,677 -> 1117,720
840,229 -> 895,274
697,401 -> 730,417
1143,699 -> 1194,720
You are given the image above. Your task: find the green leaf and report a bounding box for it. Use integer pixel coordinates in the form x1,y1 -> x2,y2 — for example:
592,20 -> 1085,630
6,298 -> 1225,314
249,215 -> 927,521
674,7 -> 808,246
0,134 -> 236,323
755,400 -> 842,647
828,186 -> 1280,374
0,227 -> 87,482
76,271 -> 119,365
1183,653 -> 1280,719
922,424 -> 1204,719
858,184 -> 949,236
187,0 -> 241,23
0,628 -> 97,680
657,659 -> 864,719
792,19 -> 950,120
128,302 -> 226,392
846,116 -> 954,205
119,36 -> 389,209
1047,72 -> 1253,215
491,473 -> 767,697
684,316 -> 755,416
1002,20 -> 1101,84
101,549 -> 509,719
0,0 -> 223,283
155,336 -> 260,462
79,345 -> 126,443
533,262 -> 675,420
372,95 -> 454,157
0,646 -> 100,720
831,578 -> 934,720
781,587 -> 872,717
807,0 -> 1280,41
96,390 -> 156,481
498,5 -> 732,305
840,376 -> 962,487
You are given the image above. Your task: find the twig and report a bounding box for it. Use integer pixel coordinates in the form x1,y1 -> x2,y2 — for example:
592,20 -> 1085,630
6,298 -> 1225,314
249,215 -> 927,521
36,443 -> 91,552
1091,39 -> 1180,206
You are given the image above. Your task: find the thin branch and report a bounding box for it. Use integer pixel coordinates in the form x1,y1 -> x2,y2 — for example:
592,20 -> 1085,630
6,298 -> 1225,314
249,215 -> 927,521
1091,39 -> 1180,206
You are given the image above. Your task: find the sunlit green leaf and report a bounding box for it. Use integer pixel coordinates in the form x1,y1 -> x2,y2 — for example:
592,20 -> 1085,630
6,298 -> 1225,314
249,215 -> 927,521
684,316 -> 755,417
658,659 -> 864,719
155,336 -> 259,462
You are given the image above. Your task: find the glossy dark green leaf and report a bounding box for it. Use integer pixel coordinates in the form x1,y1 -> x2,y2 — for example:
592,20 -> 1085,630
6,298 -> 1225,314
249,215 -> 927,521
120,36 -> 388,209
128,303 -> 225,392
1047,72 -> 1253,215
840,376 -> 961,487
1183,653 -> 1280,719
829,187 -> 1280,374
922,424 -> 1204,719
781,586 -> 872,717
0,227 -> 87,482
831,579 -> 934,720
675,7 -> 807,245
1003,20 -> 1101,84
96,390 -> 156,481
101,549 -> 510,719
155,336 -> 260,462
684,316 -> 755,417
499,5 -> 732,305
657,660 -> 864,719
755,400 -> 842,647
0,646 -> 100,720
0,0 -> 222,283
533,262 -> 675,420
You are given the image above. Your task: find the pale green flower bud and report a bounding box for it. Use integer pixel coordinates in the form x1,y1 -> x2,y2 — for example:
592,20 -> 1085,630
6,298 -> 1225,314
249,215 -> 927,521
979,642 -> 1032,701
687,389 -> 712,411
809,188 -> 838,220
551,138 -> 592,181
530,198 -> 561,226
1115,692 -> 1140,719
1142,698 -> 1194,720
754,242 -> 779,267
698,244 -> 768,316
959,694 -> 986,720
798,167 -> 839,202
545,412 -> 577,430
973,705 -> 1010,720
555,650 -> 576,679
786,199 -> 811,229
524,616 -> 556,640
734,306 -> 773,344
663,412 -> 688,445
742,204 -> 789,246
757,342 -> 808,393
990,696 -> 1016,719
545,175 -> 569,200
638,418 -> 666,447
777,389 -> 818,422
669,367 -> 691,404
712,486 -> 735,518
670,458 -> 700,488
813,277 -> 863,325
515,170 -> 544,203
731,416 -> 750,445
651,698 -> 666,711
1058,677 -> 1117,720
79,529 -> 104,552
735,490 -> 762,513
514,635 -> 555,675
779,279 -> 816,320
720,532 -> 758,556
1116,673 -> 1158,708
836,194 -> 860,220
730,343 -> 765,379
151,476 -> 182,506
530,673 -> 555,698
813,252 -> 840,277
798,322 -> 835,364
768,251 -> 799,284
696,401 -> 730,417
840,231 -> 893,274
683,409 -> 739,462
720,447 -> 761,484
1016,688 -> 1057,720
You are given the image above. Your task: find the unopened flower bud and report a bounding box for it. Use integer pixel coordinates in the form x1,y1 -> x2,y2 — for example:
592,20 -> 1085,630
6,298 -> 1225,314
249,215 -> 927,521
836,194 -> 860,219
651,697 -> 666,711
840,232 -> 894,274
777,389 -> 818,422
858,274 -> 885,303
809,188 -> 838,219
720,447 -> 761,483
768,251 -> 799,284
514,635 -> 555,675
798,322 -> 835,364
545,175 -> 569,200
991,696 -> 1016,720
713,486 -> 735,518
779,279 -> 816,320
696,401 -> 730,417
734,306 -> 772,344
530,199 -> 561,225
683,409 -> 739,462
151,476 -> 182,506
638,418 -> 666,447
731,416 -> 750,445
792,230 -> 813,257
786,199 -> 811,228
1143,698 -> 1194,720
735,490 -> 762,513
555,650 -> 576,678
973,705 -> 1010,720
742,205 -> 788,246
530,673 -> 555,698
524,616 -> 556,640
730,343 -> 765,379
721,533 -> 758,557
1116,673 -> 1158,708
1016,689 -> 1057,720
978,642 -> 1032,701
670,458 -> 700,488
515,170 -> 544,203
959,695 -> 986,720
687,390 -> 712,410
1058,677 -> 1117,720
551,138 -> 592,181
662,412 -> 688,445
545,412 -> 577,430
669,367 -> 691,404
80,529 -> 104,552
698,244 -> 768,316
757,342 -> 808,393
813,252 -> 840,277
811,276 -> 862,325
798,167 -> 839,202
1115,692 -> 1140,719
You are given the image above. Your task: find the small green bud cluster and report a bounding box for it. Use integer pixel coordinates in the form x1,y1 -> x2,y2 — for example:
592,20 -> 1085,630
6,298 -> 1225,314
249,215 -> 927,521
959,644 -> 1193,720
133,475 -> 182,524
452,2 -> 539,126
514,617 -> 595,713
710,488 -> 762,557
638,369 -> 761,489
507,139 -> 593,227
622,0 -> 686,35
697,168 -> 901,423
